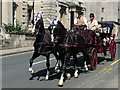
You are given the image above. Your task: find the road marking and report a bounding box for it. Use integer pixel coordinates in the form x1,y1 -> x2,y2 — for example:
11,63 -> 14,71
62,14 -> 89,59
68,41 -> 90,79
107,68 -> 112,71
33,58 -> 55,65
101,68 -> 107,72
111,59 -> 120,66
78,59 -> 120,88
0,51 -> 33,58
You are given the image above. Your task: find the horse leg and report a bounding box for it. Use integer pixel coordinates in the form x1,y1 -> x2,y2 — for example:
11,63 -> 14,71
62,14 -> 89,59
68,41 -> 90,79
58,55 -> 69,86
29,51 -> 40,74
45,54 -> 50,80
53,52 -> 61,73
83,52 -> 89,72
73,55 -> 78,78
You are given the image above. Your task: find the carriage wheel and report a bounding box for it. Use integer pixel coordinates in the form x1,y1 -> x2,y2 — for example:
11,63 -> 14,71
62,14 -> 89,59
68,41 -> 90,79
90,48 -> 98,70
111,42 -> 116,61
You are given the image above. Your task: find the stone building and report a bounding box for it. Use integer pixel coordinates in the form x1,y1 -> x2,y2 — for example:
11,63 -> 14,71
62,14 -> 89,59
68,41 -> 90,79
28,0 -> 85,30
0,0 -> 85,48
1,0 -> 85,32
83,0 -> 120,39
1,0 -> 28,35
0,1 -> 2,28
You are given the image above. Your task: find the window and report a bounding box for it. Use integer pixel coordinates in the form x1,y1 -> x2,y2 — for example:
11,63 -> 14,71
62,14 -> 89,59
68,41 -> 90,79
13,2 -> 18,27
28,6 -> 32,25
22,15 -> 25,17
101,17 -> 104,21
118,19 -> 120,23
22,22 -> 25,24
102,8 -> 104,12
0,28 -> 1,33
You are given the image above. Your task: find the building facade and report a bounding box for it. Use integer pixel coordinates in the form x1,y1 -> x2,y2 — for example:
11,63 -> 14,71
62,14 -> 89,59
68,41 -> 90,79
28,0 -> 85,30
0,0 -> 2,28
1,0 -> 85,33
83,0 -> 120,38
0,0 -> 85,48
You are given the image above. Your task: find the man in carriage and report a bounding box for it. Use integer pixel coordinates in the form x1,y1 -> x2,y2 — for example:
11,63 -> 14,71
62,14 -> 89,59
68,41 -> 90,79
86,13 -> 99,44
74,11 -> 88,30
87,13 -> 98,30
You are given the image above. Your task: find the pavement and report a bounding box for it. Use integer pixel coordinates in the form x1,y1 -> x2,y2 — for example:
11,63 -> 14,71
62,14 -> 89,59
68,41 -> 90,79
0,46 -> 34,56
0,39 -> 120,56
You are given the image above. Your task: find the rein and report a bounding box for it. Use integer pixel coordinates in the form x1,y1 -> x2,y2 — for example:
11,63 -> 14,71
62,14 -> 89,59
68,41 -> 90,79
59,31 -> 77,48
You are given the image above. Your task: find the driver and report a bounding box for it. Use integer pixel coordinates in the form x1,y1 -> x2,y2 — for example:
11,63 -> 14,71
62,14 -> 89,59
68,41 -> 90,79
74,11 -> 88,30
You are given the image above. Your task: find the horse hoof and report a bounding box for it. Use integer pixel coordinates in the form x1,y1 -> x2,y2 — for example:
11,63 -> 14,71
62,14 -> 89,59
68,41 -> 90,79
67,73 -> 71,80
31,70 -> 35,75
85,68 -> 89,72
54,69 -> 60,73
74,74 -> 78,78
58,81 -> 63,86
29,68 -> 35,75
67,75 -> 71,80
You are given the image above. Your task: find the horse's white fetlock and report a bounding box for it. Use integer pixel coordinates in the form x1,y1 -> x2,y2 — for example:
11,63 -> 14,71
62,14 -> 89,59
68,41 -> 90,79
74,70 -> 78,78
29,68 -> 32,72
45,75 -> 49,80
85,67 -> 88,72
29,68 -> 34,74
45,70 -> 50,80
84,61 -> 88,72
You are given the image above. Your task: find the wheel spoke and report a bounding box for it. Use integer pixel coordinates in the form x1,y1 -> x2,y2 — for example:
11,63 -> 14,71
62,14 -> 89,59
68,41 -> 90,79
91,48 -> 97,70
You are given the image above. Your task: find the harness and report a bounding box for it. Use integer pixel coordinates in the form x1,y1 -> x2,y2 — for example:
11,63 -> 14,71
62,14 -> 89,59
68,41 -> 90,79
59,31 -> 77,48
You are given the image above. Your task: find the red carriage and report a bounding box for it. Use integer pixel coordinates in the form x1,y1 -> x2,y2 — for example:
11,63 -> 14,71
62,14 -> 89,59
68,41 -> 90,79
73,21 -> 116,70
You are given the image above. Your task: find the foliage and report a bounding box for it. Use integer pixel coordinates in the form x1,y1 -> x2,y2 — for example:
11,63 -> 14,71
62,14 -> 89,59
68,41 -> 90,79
3,22 -> 27,33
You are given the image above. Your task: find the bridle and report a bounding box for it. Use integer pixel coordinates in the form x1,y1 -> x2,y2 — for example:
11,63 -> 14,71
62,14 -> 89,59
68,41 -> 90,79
33,13 -> 43,35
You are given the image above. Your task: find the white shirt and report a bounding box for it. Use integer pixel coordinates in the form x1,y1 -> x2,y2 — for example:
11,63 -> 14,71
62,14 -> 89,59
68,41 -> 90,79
88,19 -> 98,26
87,19 -> 98,30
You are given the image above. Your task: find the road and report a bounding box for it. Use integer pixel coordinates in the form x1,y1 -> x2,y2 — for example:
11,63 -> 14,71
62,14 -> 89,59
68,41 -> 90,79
1,42 -> 120,88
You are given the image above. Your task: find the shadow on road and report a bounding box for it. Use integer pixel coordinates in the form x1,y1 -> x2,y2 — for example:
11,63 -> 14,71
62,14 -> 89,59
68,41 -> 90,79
29,55 -> 112,82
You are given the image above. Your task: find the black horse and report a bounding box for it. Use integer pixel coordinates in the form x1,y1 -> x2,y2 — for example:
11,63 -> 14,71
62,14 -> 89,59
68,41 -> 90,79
48,19 -> 90,86
29,14 -> 60,80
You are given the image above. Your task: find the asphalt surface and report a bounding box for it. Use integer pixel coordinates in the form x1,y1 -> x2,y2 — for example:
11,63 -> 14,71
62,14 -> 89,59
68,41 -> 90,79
1,43 -> 120,88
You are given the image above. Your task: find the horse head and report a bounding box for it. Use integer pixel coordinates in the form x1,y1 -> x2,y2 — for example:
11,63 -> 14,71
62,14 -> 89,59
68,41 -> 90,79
47,18 -> 67,43
32,11 -> 45,35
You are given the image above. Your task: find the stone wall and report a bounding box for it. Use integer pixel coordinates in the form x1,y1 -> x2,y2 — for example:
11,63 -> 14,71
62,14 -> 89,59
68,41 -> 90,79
2,33 -> 35,49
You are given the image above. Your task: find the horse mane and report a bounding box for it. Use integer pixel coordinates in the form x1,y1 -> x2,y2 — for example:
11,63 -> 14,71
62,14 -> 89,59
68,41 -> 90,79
57,21 -> 66,29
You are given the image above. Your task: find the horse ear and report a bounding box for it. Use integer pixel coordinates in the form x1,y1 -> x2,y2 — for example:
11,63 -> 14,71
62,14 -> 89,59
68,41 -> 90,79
47,18 -> 52,24
38,11 -> 42,18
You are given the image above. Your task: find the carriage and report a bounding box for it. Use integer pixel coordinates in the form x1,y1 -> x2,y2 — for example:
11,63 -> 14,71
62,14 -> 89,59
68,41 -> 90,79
29,13 -> 117,86
73,21 -> 116,70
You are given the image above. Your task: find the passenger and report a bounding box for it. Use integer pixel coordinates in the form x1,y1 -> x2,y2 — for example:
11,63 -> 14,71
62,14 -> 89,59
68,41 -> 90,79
87,13 -> 98,30
87,13 -> 99,44
74,11 -> 88,30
